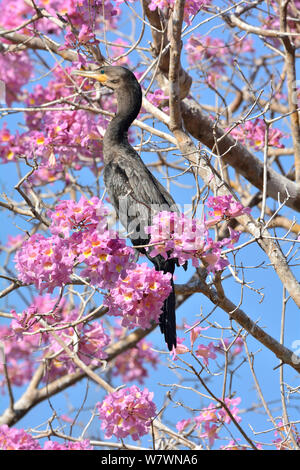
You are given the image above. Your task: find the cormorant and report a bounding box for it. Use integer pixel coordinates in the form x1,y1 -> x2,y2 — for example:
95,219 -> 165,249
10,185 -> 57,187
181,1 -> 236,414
73,65 -> 182,350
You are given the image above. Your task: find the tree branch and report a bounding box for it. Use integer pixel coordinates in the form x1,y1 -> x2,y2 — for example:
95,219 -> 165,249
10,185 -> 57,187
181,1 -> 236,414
181,97 -> 300,213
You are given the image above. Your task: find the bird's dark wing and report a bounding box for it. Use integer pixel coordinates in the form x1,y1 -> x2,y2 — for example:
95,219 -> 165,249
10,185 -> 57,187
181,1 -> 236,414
106,147 -> 177,206
103,145 -> 180,351
104,146 -> 178,244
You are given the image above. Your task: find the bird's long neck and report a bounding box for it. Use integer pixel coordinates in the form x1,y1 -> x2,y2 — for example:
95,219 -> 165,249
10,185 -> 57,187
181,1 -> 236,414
103,81 -> 142,155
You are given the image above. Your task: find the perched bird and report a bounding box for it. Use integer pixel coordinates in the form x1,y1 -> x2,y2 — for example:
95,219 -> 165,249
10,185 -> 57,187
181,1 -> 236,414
73,65 -> 183,350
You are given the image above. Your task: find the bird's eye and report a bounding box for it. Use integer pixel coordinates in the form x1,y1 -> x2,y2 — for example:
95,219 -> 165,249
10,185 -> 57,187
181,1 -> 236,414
110,79 -> 119,84
100,70 -> 105,74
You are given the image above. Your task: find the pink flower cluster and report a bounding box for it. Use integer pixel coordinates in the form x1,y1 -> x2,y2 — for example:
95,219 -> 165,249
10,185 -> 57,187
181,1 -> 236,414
47,196 -> 108,237
0,0 -> 121,37
0,51 -> 33,106
14,196 -> 176,334
3,294 -> 110,384
0,324 -> 37,389
145,211 -> 208,267
172,321 -> 244,366
0,424 -> 93,450
146,89 -> 169,108
76,230 -> 135,289
195,398 -> 242,447
45,315 -> 110,378
195,341 -> 217,366
176,397 -> 242,448
113,327 -> 159,383
145,195 -> 250,274
0,424 -> 41,450
29,107 -> 105,169
0,295 -> 65,389
105,263 -> 172,329
185,34 -> 254,87
97,385 -> 156,440
43,440 -> 93,450
205,194 -> 251,225
148,0 -> 211,23
261,0 -> 300,47
14,233 -> 75,293
0,60 -> 107,175
23,62 -> 107,169
229,118 -> 286,150
109,38 -> 132,66
15,196 -> 134,293
0,125 -> 19,162
60,24 -> 99,51
186,35 -> 254,69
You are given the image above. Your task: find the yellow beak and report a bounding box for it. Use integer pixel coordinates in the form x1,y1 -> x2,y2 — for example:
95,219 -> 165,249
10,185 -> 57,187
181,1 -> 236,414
71,69 -> 108,83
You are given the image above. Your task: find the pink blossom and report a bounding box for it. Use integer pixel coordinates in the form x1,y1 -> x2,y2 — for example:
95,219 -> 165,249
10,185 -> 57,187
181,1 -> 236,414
195,342 -> 217,366
229,118 -> 286,150
43,439 -> 93,450
171,337 -> 190,359
4,293 -> 111,384
186,36 -> 226,69
109,38 -> 132,66
76,230 -> 135,290
186,35 -> 254,70
15,197 -> 135,294
195,403 -> 218,425
97,386 -> 156,440
261,1 -> 300,47
14,233 -> 75,293
60,24 -> 99,50
47,196 -> 108,238
185,322 -> 210,347
146,89 -> 169,108
0,124 -> 24,163
200,422 -> 219,447
10,307 -> 39,338
45,315 -> 110,378
194,403 -> 219,447
145,199 -> 247,274
206,195 -> 251,225
0,425 -> 41,450
22,63 -> 108,176
216,337 -> 244,357
5,234 -> 25,247
1,294 -> 106,388
113,332 -> 159,384
176,418 -> 192,432
218,397 -> 242,424
148,0 -> 211,24
145,210 -> 209,267
0,51 -> 33,106
0,295 -> 70,389
105,263 -> 172,329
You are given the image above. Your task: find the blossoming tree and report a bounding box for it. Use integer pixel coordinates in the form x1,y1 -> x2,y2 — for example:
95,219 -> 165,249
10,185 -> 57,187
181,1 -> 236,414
0,0 -> 300,451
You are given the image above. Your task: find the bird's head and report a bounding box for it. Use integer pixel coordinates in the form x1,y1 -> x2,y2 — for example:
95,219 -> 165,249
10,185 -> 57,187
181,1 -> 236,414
72,65 -> 138,91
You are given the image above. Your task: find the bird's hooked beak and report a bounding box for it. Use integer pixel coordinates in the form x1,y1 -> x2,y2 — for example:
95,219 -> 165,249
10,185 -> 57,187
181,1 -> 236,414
71,69 -> 108,84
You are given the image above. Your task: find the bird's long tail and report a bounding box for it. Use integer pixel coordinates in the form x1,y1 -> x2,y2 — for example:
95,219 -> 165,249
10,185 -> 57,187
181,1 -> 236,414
159,275 -> 176,351
134,246 -> 177,351
153,256 -> 177,351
